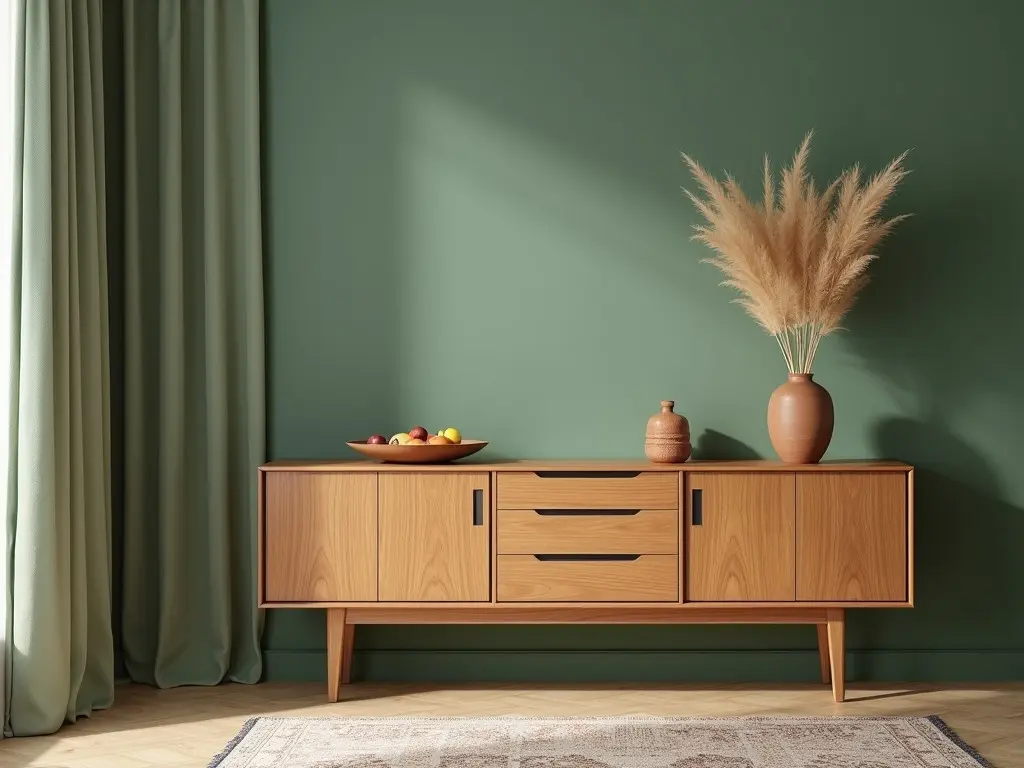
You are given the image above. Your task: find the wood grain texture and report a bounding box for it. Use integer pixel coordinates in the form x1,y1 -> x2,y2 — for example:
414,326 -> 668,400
678,471 -> 685,604
346,606 -> 828,623
497,472 -> 677,509
796,473 -> 907,602
262,600 -> 913,610
816,624 -> 831,685
907,469 -> 915,605
490,471 -> 499,604
264,472 -> 377,602
497,509 -> 677,554
686,473 -> 796,601
341,623 -> 355,685
378,473 -> 491,602
827,608 -> 846,702
257,470 -> 266,604
497,555 -> 678,602
263,459 -> 911,472
326,608 -> 347,702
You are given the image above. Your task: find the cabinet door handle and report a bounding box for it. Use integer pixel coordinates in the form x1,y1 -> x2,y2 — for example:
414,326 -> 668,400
533,471 -> 641,479
692,488 -> 703,526
533,554 -> 641,562
472,489 -> 484,526
535,509 -> 640,516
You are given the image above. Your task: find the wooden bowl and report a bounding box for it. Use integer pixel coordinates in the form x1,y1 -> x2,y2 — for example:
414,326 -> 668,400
346,439 -> 488,464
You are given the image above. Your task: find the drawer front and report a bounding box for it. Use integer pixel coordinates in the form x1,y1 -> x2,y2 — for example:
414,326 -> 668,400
497,471 -> 677,509
497,555 -> 678,602
497,509 -> 677,554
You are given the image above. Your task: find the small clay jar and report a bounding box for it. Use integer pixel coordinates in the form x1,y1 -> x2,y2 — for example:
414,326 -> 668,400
645,400 -> 691,463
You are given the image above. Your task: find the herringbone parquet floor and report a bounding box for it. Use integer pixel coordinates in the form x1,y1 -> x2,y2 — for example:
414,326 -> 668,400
0,682 -> 1021,767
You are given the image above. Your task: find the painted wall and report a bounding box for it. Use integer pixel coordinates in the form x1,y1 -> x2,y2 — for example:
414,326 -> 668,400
263,0 -> 1024,681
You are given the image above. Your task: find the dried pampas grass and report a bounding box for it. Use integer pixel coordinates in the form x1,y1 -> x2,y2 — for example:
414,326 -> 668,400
682,133 -> 909,373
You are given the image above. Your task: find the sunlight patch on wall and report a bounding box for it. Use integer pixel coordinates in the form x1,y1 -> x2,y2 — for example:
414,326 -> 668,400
387,84 -> 765,452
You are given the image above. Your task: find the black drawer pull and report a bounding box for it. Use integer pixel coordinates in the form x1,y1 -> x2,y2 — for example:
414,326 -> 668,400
692,488 -> 703,526
535,509 -> 640,516
533,554 -> 641,562
534,471 -> 641,479
472,489 -> 484,526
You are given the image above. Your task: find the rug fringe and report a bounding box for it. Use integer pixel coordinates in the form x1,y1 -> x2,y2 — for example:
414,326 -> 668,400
926,715 -> 992,767
207,717 -> 260,768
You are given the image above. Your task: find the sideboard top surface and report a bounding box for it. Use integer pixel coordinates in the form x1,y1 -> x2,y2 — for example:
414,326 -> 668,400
260,459 -> 912,472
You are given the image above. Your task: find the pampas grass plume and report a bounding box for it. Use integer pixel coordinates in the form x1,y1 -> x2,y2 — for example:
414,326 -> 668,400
682,133 -> 909,373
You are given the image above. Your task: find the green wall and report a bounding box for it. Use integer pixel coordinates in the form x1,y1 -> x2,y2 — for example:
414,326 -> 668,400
263,0 -> 1024,682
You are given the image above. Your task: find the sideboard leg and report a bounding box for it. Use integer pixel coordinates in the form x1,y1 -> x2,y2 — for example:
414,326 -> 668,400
816,624 -> 831,685
826,609 -> 845,702
326,608 -> 348,702
341,622 -> 356,684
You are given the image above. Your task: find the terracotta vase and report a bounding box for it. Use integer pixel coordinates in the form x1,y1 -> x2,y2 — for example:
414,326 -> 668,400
767,374 -> 834,464
645,400 -> 691,463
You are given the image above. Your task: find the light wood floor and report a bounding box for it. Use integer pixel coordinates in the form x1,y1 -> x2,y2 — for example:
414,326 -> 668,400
0,682 -> 1021,767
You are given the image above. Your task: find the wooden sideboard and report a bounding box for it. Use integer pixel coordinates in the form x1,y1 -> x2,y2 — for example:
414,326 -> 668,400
258,459 -> 913,703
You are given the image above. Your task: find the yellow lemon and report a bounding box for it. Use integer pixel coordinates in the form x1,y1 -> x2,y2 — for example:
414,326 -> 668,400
441,427 -> 461,444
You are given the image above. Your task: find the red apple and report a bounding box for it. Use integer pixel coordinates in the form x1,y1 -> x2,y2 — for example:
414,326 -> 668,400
408,425 -> 429,441
366,434 -> 387,445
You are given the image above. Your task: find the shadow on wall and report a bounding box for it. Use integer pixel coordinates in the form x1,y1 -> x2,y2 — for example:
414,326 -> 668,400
848,194 -> 1023,416
691,429 -> 762,461
866,418 -> 1023,650
845,197 -> 1024,651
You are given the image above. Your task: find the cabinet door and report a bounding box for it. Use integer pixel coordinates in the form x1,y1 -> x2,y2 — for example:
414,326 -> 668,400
265,472 -> 377,601
797,473 -> 907,601
379,473 -> 490,601
686,473 -> 795,601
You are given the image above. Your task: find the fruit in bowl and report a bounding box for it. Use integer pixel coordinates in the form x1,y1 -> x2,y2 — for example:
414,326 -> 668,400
438,427 -> 461,444
379,426 -> 461,446
349,425 -> 484,463
363,425 -> 466,449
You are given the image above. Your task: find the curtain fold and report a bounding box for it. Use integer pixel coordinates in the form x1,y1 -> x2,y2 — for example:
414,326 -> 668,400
5,0 -> 113,737
121,0 -> 264,688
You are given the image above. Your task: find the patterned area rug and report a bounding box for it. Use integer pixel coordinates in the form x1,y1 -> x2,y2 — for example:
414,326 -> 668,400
208,716 -> 990,767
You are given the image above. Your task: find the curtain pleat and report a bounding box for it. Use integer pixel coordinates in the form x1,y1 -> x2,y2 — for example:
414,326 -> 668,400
121,0 -> 264,689
3,0 -> 262,735
5,0 -> 113,737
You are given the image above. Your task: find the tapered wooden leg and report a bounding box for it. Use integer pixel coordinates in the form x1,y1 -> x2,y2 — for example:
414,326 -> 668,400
816,624 -> 831,684
341,623 -> 356,684
326,608 -> 348,702
826,609 -> 845,702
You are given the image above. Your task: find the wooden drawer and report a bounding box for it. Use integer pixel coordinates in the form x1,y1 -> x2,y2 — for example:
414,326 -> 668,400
497,555 -> 678,602
497,471 -> 677,509
497,509 -> 677,554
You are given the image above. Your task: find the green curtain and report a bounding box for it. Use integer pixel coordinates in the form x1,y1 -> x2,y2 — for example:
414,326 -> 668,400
5,0 -> 114,737
120,0 -> 264,687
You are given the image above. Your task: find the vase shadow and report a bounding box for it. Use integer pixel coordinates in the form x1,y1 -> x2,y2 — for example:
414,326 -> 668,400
848,416 -> 1024,656
692,429 -> 763,461
831,194 -> 1024,659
